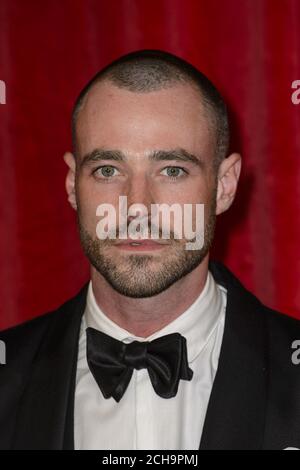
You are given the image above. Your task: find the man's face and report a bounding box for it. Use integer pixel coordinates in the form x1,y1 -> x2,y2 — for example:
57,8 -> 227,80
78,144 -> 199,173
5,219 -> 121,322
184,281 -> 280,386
74,80 -> 218,297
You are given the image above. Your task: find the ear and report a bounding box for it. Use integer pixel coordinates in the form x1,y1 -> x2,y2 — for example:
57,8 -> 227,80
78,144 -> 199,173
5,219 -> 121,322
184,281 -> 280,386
216,152 -> 242,215
63,152 -> 77,210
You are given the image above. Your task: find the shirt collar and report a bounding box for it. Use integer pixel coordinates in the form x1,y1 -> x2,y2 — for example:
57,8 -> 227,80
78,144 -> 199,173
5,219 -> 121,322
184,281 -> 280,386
84,270 -> 226,363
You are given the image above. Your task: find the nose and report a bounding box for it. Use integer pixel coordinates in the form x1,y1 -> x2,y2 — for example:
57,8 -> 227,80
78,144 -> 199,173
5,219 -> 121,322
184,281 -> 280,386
126,173 -> 155,220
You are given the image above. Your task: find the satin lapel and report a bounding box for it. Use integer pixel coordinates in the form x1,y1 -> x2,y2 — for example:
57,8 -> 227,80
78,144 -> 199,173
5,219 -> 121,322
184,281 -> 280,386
200,263 -> 269,450
12,284 -> 88,450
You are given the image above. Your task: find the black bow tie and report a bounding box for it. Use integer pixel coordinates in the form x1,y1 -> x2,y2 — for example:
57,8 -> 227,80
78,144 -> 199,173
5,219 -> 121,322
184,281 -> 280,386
86,327 -> 194,403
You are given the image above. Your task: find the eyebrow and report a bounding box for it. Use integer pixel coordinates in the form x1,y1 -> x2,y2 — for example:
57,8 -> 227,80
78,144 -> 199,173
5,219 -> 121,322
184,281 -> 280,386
79,147 -> 205,169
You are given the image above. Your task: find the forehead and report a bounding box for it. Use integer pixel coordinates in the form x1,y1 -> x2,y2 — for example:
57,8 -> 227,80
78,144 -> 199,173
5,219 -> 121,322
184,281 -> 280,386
76,80 -> 213,160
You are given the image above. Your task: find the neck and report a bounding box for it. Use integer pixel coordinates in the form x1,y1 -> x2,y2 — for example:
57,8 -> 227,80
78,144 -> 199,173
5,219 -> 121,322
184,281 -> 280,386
90,255 -> 209,338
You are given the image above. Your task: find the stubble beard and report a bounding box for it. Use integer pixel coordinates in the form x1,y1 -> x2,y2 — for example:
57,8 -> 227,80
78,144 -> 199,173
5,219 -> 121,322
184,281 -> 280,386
77,196 -> 217,298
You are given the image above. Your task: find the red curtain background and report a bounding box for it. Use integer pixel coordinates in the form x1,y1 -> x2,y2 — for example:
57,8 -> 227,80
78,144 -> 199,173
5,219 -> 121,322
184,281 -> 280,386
0,0 -> 300,330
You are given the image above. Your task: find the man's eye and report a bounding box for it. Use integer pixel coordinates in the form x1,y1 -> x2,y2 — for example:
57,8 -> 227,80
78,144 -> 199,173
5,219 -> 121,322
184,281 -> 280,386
161,167 -> 187,179
94,166 -> 120,178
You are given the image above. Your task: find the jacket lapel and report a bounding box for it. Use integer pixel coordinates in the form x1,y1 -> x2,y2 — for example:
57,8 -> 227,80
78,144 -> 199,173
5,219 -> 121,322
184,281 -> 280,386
200,262 -> 269,449
12,284 -> 88,450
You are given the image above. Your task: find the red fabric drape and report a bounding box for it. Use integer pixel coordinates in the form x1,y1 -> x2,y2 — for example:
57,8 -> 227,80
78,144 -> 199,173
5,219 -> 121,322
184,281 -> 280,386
1,0 -> 300,329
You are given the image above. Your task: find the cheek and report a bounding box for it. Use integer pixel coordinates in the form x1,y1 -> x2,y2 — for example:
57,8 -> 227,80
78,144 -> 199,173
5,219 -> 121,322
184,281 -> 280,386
186,182 -> 217,226
203,187 -> 217,223
77,173 -> 122,204
76,183 -> 101,231
178,184 -> 212,207
76,181 -> 124,237
154,180 -> 207,205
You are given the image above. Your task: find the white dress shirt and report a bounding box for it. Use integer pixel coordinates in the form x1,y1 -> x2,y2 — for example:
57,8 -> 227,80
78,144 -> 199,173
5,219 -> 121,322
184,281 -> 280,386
74,270 -> 227,450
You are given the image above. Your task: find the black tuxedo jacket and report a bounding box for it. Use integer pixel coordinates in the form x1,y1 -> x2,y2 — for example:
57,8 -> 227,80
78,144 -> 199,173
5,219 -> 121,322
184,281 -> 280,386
1,261 -> 300,450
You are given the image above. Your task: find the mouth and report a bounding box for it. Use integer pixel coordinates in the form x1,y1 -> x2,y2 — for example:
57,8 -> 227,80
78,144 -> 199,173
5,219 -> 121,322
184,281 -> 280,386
114,239 -> 170,251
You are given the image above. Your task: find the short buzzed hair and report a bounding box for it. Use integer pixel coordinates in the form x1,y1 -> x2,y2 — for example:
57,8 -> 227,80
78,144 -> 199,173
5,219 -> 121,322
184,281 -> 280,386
72,49 -> 229,168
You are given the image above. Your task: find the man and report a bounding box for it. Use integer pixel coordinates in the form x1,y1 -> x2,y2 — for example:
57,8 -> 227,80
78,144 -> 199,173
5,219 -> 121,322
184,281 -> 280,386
0,49 -> 300,450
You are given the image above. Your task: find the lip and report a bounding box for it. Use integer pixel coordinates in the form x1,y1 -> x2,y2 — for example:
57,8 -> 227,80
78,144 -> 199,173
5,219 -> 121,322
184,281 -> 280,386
114,239 -> 170,251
